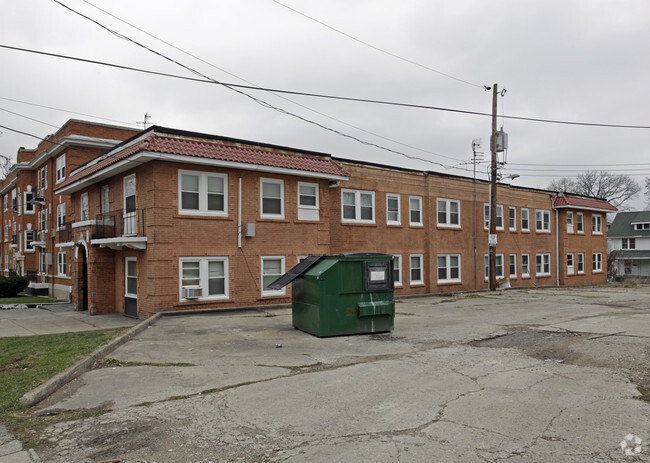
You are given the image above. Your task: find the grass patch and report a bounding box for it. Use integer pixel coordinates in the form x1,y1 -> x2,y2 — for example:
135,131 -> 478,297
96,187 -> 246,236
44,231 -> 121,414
0,329 -> 127,448
637,386 -> 650,402
0,296 -> 58,304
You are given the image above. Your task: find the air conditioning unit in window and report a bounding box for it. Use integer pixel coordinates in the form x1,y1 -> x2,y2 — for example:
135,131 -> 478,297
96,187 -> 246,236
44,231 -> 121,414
182,286 -> 202,299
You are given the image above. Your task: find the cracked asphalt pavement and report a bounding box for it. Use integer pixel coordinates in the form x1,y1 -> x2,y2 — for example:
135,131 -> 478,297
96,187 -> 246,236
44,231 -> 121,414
33,286 -> 650,462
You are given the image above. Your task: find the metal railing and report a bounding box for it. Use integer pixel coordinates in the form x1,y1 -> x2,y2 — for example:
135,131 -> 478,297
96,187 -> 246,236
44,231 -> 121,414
58,222 -> 73,243
26,271 -> 38,282
95,209 -> 146,239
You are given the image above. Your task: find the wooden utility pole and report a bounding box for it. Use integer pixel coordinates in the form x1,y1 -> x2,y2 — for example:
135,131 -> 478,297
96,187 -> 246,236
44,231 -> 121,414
489,84 -> 498,291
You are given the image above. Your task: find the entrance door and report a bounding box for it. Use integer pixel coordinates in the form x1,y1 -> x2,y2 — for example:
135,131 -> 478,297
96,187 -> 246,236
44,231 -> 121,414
123,175 -> 137,236
124,257 -> 138,318
78,249 -> 88,311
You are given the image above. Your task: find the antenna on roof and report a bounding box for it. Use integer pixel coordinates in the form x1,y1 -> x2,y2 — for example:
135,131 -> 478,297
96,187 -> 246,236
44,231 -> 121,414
137,113 -> 152,130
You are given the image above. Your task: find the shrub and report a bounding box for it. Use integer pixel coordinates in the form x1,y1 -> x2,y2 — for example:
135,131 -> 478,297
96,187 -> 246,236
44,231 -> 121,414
0,276 -> 30,298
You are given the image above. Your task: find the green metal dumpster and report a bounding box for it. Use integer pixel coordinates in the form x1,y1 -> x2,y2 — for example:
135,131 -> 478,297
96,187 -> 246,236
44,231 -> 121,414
268,253 -> 394,337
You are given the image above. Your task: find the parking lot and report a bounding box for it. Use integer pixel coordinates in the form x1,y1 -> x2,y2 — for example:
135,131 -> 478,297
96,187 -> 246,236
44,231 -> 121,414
33,286 -> 650,462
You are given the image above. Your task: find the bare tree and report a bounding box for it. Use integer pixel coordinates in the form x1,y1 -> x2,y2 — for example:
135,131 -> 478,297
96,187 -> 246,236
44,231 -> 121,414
645,177 -> 650,209
0,154 -> 12,180
548,171 -> 640,211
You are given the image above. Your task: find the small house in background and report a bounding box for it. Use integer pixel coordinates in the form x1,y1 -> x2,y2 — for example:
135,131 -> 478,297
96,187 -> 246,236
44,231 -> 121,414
607,211 -> 650,279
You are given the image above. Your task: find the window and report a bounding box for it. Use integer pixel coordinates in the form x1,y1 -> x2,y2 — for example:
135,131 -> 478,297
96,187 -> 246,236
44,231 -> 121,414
260,178 -> 284,219
409,196 -> 423,226
634,223 -> 650,231
180,257 -> 229,300
341,189 -> 375,223
536,210 -> 551,232
125,258 -> 137,297
57,252 -> 66,276
577,253 -> 585,274
521,254 -> 530,278
297,182 -> 319,221
509,254 -> 517,278
567,211 -> 574,233
622,238 -> 636,249
40,252 -> 48,275
410,254 -> 423,285
437,198 -> 460,227
521,208 -> 530,232
393,254 -> 402,286
592,214 -> 602,234
536,253 -> 551,276
437,254 -> 460,283
592,253 -> 603,272
386,194 -> 401,225
24,230 -> 35,252
577,213 -> 584,233
484,254 -> 505,280
567,253 -> 575,275
11,189 -> 17,212
3,223 -> 7,242
179,171 -> 227,216
509,207 -> 516,231
80,193 -> 89,221
38,209 -> 47,232
24,191 -> 34,214
56,154 -> 66,183
484,204 -> 504,230
261,256 -> 285,296
101,185 -> 110,215
3,195 -> 7,211
57,203 -> 66,230
38,166 -> 47,192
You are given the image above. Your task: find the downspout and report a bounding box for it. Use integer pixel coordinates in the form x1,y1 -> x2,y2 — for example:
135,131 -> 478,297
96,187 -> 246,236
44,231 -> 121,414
552,196 -> 559,287
237,176 -> 242,248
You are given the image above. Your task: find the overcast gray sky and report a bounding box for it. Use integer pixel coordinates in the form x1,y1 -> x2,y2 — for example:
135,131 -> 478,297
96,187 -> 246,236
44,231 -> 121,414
1,0 -> 649,207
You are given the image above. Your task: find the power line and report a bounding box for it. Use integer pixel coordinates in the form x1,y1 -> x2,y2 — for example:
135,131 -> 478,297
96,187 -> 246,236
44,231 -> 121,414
268,0 -> 485,90
5,43 -> 649,132
0,107 -> 60,129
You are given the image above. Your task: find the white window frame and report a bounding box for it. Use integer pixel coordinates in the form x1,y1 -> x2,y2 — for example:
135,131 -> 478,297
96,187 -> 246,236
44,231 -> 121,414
24,230 -> 35,253
577,213 -> 584,234
577,253 -> 585,274
57,251 -> 66,276
437,198 -> 461,228
521,254 -> 530,278
521,208 -> 530,232
261,256 -> 286,296
484,254 -> 505,280
509,254 -> 517,278
592,252 -> 603,273
24,191 -> 34,215
80,192 -> 89,221
179,170 -> 228,216
437,254 -> 461,284
409,196 -> 423,226
567,253 -> 575,275
56,203 -> 66,230
3,195 -> 7,212
484,204 -> 504,230
535,253 -> 551,276
179,256 -> 229,301
567,211 -> 574,233
392,254 -> 402,287
509,207 -> 517,231
125,257 -> 137,298
535,210 -> 551,232
386,193 -> 401,226
260,178 -> 285,219
341,189 -> 375,224
56,153 -> 66,183
297,182 -> 319,221
592,214 -> 603,235
410,254 -> 424,285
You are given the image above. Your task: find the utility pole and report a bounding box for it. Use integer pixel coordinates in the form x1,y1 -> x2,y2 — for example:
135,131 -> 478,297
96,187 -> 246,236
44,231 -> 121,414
489,84 -> 498,291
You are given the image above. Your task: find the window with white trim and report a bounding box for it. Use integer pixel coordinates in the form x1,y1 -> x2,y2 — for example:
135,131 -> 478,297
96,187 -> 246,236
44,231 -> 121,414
24,191 -> 34,214
180,257 -> 229,300
11,189 -> 17,213
341,189 -> 375,223
521,254 -> 530,278
260,178 -> 284,219
80,193 -> 89,221
484,254 -> 505,280
386,194 -> 401,225
56,154 -> 66,183
57,203 -> 66,230
592,252 -> 603,272
179,170 -> 227,215
297,182 -> 319,221
521,208 -> 530,232
57,252 -> 66,276
3,195 -> 7,211
409,196 -> 423,226
100,185 -> 110,215
484,204 -> 504,230
410,254 -> 424,285
393,254 -> 402,286
38,165 -> 47,193
437,254 -> 460,283
125,257 -> 137,298
261,256 -> 285,296
622,238 -> 636,249
509,207 -> 516,231
567,211 -> 574,233
40,252 -> 48,275
536,253 -> 551,276
24,230 -> 35,253
535,210 -> 551,232
437,198 -> 460,228
592,214 -> 602,234
577,253 -> 585,274
567,253 -> 575,275
509,254 -> 517,278
38,209 -> 47,232
576,213 -> 584,233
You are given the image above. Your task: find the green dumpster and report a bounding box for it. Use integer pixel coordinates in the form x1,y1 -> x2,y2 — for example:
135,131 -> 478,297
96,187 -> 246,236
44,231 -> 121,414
268,253 -> 394,337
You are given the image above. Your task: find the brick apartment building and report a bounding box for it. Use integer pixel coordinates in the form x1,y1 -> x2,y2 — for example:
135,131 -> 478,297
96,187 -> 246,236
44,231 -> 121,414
0,120 -> 139,299
51,125 -> 615,319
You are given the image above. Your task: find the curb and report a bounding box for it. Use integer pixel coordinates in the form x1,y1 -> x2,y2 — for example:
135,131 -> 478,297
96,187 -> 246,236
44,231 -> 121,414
19,313 -> 162,408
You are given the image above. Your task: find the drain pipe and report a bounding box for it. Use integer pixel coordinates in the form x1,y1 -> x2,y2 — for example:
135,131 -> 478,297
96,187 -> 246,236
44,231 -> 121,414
238,177 -> 242,248
552,195 -> 559,287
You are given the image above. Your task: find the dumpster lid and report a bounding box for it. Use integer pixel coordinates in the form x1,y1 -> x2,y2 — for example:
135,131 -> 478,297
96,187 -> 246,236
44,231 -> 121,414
267,255 -> 324,290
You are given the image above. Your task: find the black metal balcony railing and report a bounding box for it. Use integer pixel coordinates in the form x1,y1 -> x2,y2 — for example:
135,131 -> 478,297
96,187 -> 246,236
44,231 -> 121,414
26,271 -> 38,282
58,222 -> 73,243
95,209 -> 146,239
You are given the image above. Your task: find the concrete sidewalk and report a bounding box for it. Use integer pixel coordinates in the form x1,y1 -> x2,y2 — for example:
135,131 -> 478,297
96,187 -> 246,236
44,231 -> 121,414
0,424 -> 38,462
0,305 -> 137,338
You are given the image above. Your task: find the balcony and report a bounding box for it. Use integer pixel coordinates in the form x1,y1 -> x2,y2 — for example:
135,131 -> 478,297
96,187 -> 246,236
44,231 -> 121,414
92,209 -> 147,250
58,222 -> 73,244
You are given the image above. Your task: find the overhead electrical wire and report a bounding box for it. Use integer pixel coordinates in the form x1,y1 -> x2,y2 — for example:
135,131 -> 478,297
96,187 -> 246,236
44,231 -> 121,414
268,0 -> 485,90
0,107 -> 60,129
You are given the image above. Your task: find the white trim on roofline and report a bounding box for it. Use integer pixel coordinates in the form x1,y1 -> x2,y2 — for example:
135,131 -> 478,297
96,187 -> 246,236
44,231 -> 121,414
553,204 -> 616,213
57,151 -> 349,194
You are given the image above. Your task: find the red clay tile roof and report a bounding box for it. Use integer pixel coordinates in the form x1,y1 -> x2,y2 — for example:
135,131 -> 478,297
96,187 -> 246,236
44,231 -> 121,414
57,132 -> 349,191
553,195 -> 617,212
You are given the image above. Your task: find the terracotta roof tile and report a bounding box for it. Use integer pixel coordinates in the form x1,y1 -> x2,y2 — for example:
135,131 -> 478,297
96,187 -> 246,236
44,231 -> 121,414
553,195 -> 617,212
